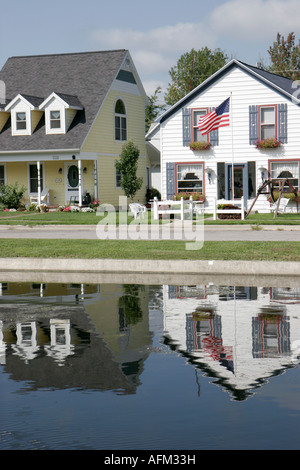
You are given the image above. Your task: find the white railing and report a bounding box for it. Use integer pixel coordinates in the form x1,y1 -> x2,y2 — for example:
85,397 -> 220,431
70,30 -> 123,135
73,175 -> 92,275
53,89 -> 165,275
213,199 -> 245,220
152,196 -> 204,221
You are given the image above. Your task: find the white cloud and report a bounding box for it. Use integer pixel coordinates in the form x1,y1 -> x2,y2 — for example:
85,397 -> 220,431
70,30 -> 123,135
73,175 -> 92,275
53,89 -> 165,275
89,0 -> 300,93
210,0 -> 300,41
90,22 -> 216,55
90,22 -> 217,93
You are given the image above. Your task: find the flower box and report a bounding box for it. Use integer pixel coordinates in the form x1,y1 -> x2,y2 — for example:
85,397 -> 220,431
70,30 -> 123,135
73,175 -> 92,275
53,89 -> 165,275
173,192 -> 205,202
267,191 -> 300,203
217,203 -> 242,219
189,141 -> 211,151
255,138 -> 281,149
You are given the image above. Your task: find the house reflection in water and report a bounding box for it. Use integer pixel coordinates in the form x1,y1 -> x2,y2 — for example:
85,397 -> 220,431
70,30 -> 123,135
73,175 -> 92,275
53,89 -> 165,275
0,282 -> 153,394
163,285 -> 300,400
1,281 -> 300,400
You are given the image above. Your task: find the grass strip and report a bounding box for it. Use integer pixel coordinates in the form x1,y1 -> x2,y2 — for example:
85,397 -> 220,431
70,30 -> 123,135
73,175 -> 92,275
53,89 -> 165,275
0,210 -> 299,225
1,239 -> 300,261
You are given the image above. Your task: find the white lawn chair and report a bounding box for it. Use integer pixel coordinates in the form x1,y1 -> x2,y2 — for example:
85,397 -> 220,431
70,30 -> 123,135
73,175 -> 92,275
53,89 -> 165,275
129,203 -> 147,219
271,197 -> 289,213
30,187 -> 50,205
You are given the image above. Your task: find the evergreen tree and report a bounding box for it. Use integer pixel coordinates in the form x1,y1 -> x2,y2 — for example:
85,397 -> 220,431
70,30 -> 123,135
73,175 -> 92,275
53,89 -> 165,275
268,32 -> 300,80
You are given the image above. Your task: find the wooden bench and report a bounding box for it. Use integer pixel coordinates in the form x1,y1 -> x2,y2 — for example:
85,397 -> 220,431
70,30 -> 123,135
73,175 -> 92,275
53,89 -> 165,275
152,197 -> 204,221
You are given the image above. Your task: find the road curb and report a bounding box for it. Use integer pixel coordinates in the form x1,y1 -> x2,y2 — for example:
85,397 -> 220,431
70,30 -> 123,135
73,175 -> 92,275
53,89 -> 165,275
1,257 -> 299,277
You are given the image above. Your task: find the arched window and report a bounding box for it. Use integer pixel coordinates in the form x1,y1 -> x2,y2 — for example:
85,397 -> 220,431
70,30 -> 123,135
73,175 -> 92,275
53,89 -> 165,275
115,99 -> 127,141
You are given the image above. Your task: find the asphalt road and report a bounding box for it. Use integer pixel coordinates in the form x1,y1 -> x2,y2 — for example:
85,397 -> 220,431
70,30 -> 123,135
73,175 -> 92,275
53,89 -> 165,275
0,223 -> 299,241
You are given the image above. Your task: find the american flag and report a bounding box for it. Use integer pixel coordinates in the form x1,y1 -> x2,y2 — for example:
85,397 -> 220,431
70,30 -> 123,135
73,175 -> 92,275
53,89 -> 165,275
198,97 -> 230,135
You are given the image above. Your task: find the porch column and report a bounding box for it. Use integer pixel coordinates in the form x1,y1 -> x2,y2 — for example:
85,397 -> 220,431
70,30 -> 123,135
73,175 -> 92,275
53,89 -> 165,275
94,159 -> 98,201
78,159 -> 82,206
37,161 -> 41,205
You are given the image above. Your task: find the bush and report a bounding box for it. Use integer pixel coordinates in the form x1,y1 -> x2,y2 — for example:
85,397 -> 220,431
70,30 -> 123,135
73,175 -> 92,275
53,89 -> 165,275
0,182 -> 26,209
27,203 -> 38,212
146,188 -> 161,201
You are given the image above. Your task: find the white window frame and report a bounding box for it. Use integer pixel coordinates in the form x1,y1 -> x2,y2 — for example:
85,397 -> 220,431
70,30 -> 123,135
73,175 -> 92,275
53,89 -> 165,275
259,105 -> 277,140
192,108 -> 209,143
270,159 -> 299,191
50,110 -> 61,129
176,162 -> 204,194
12,109 -> 31,135
45,106 -> 65,134
114,99 -> 127,142
28,163 -> 45,195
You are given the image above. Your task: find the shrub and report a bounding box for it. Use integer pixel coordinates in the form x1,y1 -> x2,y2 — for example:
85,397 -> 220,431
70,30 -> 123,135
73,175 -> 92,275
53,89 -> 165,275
0,182 -> 26,209
146,188 -> 161,201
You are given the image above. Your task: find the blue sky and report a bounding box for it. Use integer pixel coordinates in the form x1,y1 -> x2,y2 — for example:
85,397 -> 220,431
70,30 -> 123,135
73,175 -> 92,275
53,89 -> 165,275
1,0 -> 300,96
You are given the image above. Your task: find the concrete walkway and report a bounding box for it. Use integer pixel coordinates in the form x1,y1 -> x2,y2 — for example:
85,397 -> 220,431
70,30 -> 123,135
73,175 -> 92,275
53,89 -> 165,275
0,222 -> 300,241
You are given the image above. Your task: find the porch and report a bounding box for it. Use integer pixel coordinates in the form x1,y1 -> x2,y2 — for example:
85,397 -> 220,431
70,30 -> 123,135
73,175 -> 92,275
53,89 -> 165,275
0,154 -> 99,208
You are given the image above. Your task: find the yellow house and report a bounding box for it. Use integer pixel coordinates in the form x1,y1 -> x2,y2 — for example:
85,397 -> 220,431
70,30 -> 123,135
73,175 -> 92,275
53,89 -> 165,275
0,50 -> 148,207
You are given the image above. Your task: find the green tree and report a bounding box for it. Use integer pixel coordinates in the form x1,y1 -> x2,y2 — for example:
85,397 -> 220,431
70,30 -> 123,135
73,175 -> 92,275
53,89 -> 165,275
115,140 -> 143,202
145,86 -> 166,132
268,32 -> 300,80
165,47 -> 228,106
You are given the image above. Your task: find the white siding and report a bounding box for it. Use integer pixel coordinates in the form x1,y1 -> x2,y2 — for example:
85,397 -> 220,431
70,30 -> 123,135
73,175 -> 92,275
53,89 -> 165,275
160,66 -> 300,213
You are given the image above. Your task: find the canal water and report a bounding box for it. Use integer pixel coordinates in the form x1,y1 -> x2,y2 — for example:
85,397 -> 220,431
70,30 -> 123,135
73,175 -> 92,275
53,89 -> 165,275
0,275 -> 300,450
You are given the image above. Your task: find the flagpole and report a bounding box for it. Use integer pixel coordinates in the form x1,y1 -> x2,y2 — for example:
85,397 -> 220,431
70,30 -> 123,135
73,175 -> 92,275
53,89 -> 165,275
230,91 -> 234,200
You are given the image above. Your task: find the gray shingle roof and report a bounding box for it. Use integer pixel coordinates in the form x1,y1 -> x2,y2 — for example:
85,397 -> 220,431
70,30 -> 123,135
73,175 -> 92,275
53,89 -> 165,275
239,61 -> 296,97
0,49 -> 128,152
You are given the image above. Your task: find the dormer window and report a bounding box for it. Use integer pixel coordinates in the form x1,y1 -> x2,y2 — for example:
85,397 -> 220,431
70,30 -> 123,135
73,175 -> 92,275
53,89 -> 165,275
5,94 -> 43,136
16,112 -> 27,130
50,111 -> 61,129
39,92 -> 83,135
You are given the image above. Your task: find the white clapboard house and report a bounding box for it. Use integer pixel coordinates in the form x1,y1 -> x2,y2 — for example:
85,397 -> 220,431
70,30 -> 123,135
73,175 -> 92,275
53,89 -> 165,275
146,59 -> 300,213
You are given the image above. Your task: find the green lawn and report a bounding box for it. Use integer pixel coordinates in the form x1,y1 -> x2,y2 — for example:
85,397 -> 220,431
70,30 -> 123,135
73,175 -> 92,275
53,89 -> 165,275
1,239 -> 299,261
0,210 -> 299,225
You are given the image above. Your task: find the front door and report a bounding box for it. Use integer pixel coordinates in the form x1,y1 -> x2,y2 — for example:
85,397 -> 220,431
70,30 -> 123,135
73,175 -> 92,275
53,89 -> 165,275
225,163 -> 248,206
65,163 -> 79,204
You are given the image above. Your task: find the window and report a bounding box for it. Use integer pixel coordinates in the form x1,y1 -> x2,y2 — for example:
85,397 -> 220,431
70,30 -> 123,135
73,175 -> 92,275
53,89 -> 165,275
29,164 -> 43,193
192,109 -> 208,142
270,160 -> 299,190
16,112 -> 27,130
50,111 -> 61,129
115,166 -> 121,188
260,106 -> 276,140
115,99 -> 127,141
176,163 -> 203,193
0,166 -> 4,186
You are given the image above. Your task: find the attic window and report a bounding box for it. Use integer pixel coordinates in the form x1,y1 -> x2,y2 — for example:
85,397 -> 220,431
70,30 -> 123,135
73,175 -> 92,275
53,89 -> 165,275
16,112 -> 27,130
115,99 -> 127,141
50,111 -> 61,129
